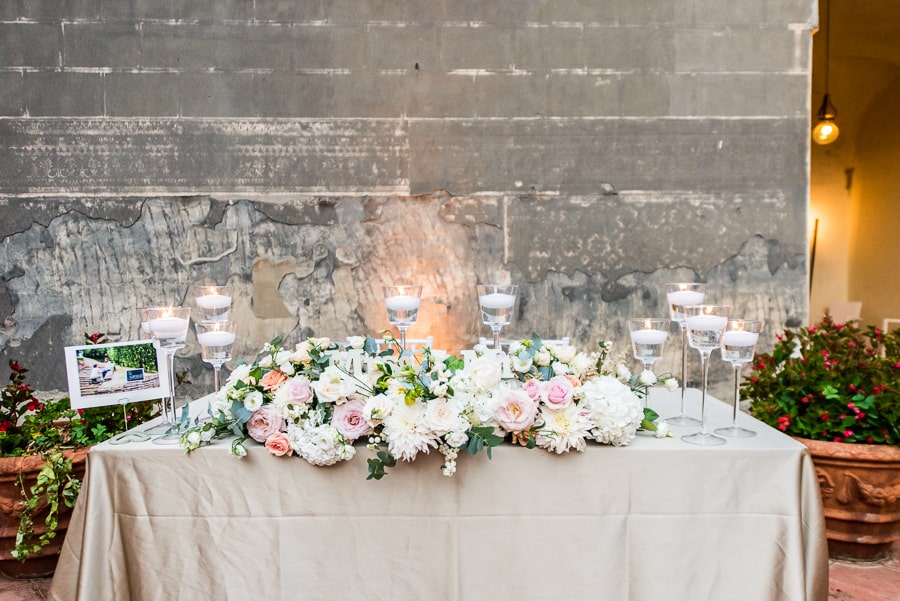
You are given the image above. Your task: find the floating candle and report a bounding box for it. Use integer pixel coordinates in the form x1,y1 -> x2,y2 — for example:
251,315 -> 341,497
384,295 -> 421,311
196,294 -> 232,310
667,290 -> 705,307
630,329 -> 668,344
197,331 -> 236,346
686,314 -> 728,331
479,293 -> 516,309
148,317 -> 189,339
721,330 -> 759,347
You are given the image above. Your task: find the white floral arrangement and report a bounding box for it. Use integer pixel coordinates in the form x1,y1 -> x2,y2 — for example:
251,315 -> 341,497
180,334 -> 676,479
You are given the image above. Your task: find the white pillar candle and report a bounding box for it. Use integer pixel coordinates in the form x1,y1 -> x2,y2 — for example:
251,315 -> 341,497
196,294 -> 232,310
148,317 -> 189,339
197,331 -> 236,346
384,295 -> 420,311
478,293 -> 516,309
630,329 -> 668,344
721,330 -> 759,346
666,290 -> 705,307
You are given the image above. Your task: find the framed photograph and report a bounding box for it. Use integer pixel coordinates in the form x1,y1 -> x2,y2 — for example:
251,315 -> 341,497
64,340 -> 171,410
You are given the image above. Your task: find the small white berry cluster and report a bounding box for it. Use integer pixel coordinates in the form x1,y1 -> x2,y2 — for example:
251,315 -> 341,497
439,444 -> 458,477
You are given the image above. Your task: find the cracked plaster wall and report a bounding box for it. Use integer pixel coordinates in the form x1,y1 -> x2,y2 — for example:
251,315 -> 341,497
0,0 -> 814,397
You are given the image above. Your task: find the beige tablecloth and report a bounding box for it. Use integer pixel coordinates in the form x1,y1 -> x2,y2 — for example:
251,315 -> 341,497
49,389 -> 828,601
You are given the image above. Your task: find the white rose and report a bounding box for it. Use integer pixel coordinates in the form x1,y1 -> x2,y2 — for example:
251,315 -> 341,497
473,343 -> 488,355
231,441 -> 248,457
364,393 -> 394,424
347,335 -> 365,349
508,341 -> 523,355
638,369 -> 657,386
616,363 -> 632,381
243,390 -> 264,411
273,350 -> 292,366
512,354 -> 533,373
468,355 -> 503,392
553,345 -> 577,363
186,430 -> 201,446
664,377 -> 679,392
200,428 -> 214,442
535,350 -> 552,367
654,420 -> 671,438
278,362 -> 295,376
446,430 -> 469,448
314,366 -> 355,403
551,361 -> 569,376
425,398 -> 462,436
291,341 -> 312,363
258,354 -> 274,368
225,363 -> 252,387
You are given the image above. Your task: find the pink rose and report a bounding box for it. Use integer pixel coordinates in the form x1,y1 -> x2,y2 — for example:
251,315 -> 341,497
493,389 -> 538,433
522,379 -> 542,400
247,405 -> 285,443
332,399 -> 372,441
282,376 -> 313,404
541,375 -> 574,409
265,432 -> 292,456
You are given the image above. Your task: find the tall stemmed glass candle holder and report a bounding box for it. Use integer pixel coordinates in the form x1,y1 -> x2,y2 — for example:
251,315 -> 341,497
715,319 -> 762,438
142,306 -> 191,441
665,282 -> 707,426
629,318 -> 670,407
383,285 -> 422,351
683,304 -> 730,446
477,284 -> 518,352
196,320 -> 236,392
192,285 -> 233,322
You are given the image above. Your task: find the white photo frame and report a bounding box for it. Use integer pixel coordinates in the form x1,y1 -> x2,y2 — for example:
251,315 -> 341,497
64,340 -> 170,410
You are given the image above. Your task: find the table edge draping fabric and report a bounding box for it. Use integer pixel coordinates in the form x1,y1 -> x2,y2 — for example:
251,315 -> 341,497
48,389 -> 829,601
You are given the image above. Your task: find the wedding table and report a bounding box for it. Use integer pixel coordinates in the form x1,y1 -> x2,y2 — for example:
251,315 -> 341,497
48,389 -> 828,601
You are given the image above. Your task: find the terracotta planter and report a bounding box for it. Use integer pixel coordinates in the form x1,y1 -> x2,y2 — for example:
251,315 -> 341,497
797,437 -> 900,561
0,448 -> 89,578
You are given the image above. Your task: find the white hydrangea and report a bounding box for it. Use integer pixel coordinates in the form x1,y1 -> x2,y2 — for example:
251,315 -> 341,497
579,375 -> 643,446
288,422 -> 355,467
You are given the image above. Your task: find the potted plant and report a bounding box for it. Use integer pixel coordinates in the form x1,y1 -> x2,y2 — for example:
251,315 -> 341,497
0,358 -> 157,578
744,315 -> 900,561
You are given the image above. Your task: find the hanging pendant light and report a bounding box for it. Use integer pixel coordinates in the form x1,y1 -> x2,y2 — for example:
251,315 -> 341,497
813,0 -> 839,145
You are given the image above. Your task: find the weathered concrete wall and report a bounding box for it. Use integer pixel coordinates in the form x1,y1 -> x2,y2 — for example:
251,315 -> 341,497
0,0 -> 815,396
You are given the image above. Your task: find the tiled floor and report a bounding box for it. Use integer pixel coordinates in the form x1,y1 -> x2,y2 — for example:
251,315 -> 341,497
1,542 -> 898,600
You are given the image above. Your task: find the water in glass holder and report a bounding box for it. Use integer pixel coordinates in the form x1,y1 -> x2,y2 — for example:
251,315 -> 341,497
383,285 -> 422,351
192,285 -> 233,322
477,284 -> 518,352
715,319 -> 762,438
682,304 -> 730,446
665,282 -> 707,426
629,318 -> 670,407
196,320 -> 237,393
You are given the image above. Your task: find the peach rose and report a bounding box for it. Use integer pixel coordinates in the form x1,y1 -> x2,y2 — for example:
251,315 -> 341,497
260,369 -> 288,392
265,432 -> 292,456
